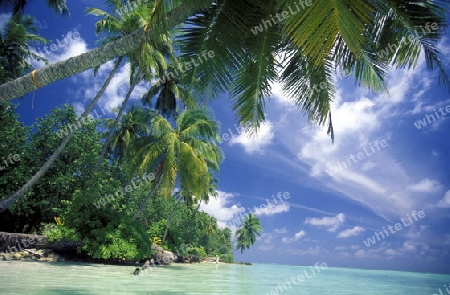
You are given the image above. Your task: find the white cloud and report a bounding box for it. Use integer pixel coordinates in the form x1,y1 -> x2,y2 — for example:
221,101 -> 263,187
282,230 -> 306,244
287,245 -> 325,256
354,248 -> 382,259
270,81 -> 294,106
407,178 -> 441,193
304,213 -> 345,232
199,191 -> 245,230
267,53 -> 442,222
338,226 -> 365,238
402,241 -> 417,252
67,60 -> 151,115
444,234 -> 450,245
253,202 -> 289,216
354,249 -> 367,258
360,160 -> 376,172
229,121 -> 274,154
436,190 -> 450,208
33,28 -> 89,65
274,228 -> 288,234
385,249 -> 401,256
257,245 -> 274,251
260,233 -> 274,244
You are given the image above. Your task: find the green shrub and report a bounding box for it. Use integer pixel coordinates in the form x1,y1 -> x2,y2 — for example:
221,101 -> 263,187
42,223 -> 79,242
187,245 -> 207,260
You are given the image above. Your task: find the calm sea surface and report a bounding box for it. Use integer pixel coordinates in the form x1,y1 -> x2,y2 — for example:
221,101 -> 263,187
0,261 -> 448,294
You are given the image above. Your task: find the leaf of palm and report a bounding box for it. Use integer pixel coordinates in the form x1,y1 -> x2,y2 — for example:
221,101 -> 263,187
280,48 -> 336,126
176,0 -> 252,98
371,0 -> 449,86
282,0 -> 373,67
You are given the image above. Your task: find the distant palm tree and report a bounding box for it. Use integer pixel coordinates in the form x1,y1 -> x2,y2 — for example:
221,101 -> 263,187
0,0 -> 69,16
104,106 -> 151,170
87,1 -> 172,170
0,14 -> 47,84
130,108 -> 224,219
236,213 -> 262,253
141,62 -> 197,118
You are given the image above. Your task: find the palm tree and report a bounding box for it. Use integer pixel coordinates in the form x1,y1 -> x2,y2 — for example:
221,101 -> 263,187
0,1 -> 170,211
0,14 -> 47,84
0,2 -> 201,101
103,105 -> 151,170
0,0 -> 69,16
130,107 -> 224,219
142,62 -> 197,118
86,0 -> 172,170
1,1 -> 449,210
0,0 -> 445,104
1,1 -> 447,118
236,213 -> 262,253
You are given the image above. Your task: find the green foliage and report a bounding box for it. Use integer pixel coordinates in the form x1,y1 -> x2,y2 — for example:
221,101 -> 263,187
42,224 -> 79,242
0,103 -> 30,198
146,219 -> 166,244
0,103 -> 233,262
0,14 -> 47,84
187,245 -> 207,260
217,253 -> 233,263
0,104 -> 106,233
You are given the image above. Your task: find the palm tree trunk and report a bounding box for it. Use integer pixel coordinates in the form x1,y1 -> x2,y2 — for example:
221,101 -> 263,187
132,167 -> 164,220
205,238 -> 237,259
0,57 -> 123,213
162,196 -> 182,242
94,77 -> 138,173
0,3 -> 202,102
132,182 -> 158,220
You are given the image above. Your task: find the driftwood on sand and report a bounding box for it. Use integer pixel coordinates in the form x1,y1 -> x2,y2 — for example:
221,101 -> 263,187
0,231 -> 81,253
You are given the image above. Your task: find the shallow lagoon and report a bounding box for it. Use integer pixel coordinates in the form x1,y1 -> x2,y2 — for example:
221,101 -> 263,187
0,261 -> 448,294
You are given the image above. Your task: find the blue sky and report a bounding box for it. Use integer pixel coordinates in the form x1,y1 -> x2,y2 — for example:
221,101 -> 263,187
2,1 -> 450,274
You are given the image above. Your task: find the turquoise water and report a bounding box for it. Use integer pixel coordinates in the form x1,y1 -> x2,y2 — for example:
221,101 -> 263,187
0,261 -> 448,294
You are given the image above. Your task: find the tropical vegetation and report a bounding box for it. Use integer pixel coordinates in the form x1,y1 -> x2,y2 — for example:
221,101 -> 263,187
0,0 -> 448,263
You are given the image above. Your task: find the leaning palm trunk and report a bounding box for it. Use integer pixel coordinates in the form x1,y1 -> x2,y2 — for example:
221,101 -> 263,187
132,183 -> 158,220
132,167 -> 164,220
0,3 -> 200,102
204,238 -> 237,260
94,79 -> 138,173
0,57 -> 123,213
162,197 -> 182,242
